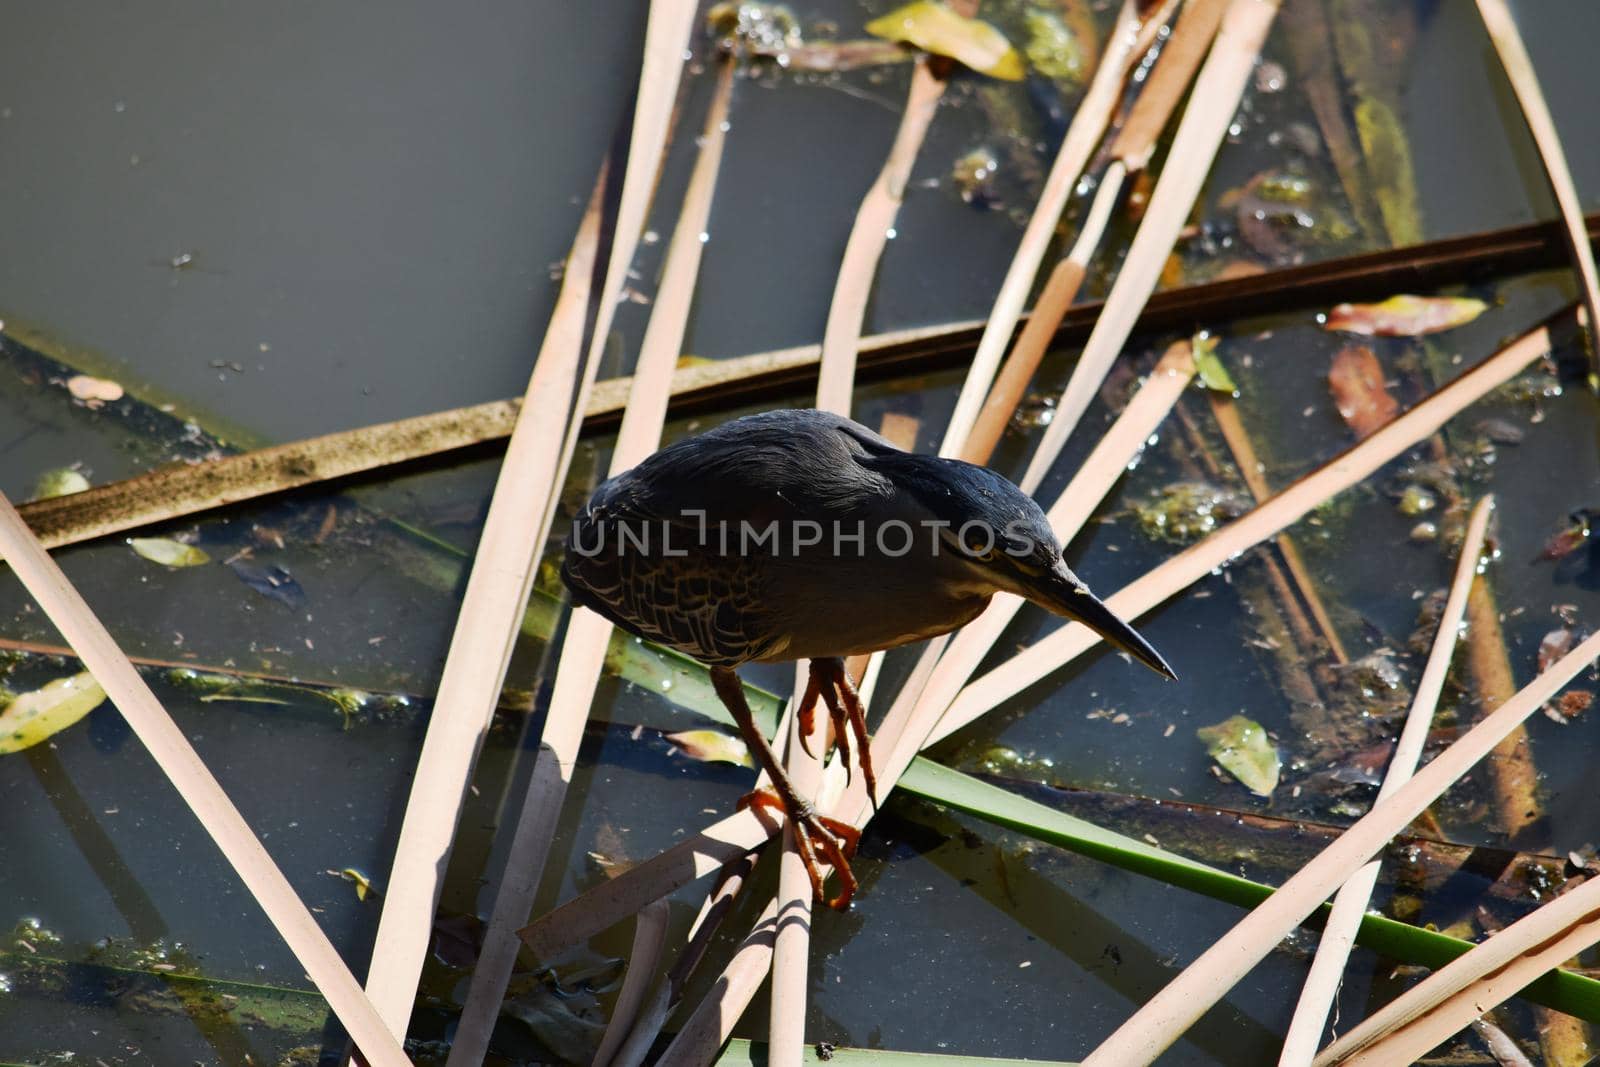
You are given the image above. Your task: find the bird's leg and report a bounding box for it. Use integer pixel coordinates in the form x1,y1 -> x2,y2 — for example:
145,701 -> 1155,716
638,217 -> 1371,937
811,657 -> 878,810
710,666 -> 860,909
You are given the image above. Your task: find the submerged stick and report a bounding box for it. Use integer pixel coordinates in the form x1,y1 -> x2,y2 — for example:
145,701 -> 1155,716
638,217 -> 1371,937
0,493 -> 412,1066
1209,392 -> 1348,662
1020,0 -> 1282,491
1278,496 -> 1493,1066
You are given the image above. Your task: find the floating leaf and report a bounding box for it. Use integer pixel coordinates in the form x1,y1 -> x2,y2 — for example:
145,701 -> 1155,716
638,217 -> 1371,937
666,728 -> 752,768
865,2 -> 1024,80
1197,714 -> 1280,797
128,537 -> 211,568
65,374 -> 124,403
32,467 -> 90,500
0,673 -> 108,754
1192,334 -> 1237,394
337,867 -> 376,902
1328,344 -> 1399,438
1324,295 -> 1487,337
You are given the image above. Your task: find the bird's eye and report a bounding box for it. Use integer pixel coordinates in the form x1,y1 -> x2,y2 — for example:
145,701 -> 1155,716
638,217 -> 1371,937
975,546 -> 999,562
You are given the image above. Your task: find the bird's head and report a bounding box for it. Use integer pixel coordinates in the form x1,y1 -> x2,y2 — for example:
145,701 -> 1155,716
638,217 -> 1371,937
860,449 -> 1176,681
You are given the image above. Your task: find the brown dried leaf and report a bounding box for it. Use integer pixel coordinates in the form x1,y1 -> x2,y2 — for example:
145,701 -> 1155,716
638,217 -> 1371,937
1328,344 -> 1400,438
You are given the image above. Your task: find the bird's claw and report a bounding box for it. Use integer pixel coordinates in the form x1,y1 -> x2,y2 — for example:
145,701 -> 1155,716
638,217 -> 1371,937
739,788 -> 860,910
811,659 -> 877,808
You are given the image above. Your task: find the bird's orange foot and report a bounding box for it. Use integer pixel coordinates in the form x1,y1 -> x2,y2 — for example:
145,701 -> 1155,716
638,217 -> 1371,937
739,787 -> 861,910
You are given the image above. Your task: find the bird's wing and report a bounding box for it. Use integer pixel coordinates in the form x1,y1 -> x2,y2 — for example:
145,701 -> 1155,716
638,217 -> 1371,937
565,540 -> 784,666
608,409 -> 893,528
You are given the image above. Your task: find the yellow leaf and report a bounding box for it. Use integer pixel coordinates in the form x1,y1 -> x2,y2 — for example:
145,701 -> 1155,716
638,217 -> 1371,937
0,673 -> 108,754
33,468 -> 90,500
666,728 -> 753,768
866,2 -> 1024,80
339,867 -> 375,902
128,537 -> 211,567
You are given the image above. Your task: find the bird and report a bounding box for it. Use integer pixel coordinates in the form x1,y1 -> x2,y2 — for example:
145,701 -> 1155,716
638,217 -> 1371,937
562,408 -> 1174,908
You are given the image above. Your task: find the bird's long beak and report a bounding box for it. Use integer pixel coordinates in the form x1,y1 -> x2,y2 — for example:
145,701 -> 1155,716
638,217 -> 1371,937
1023,561 -> 1177,680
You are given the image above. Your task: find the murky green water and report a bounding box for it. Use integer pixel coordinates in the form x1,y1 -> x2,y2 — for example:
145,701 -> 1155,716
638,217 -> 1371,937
3,1 -> 1600,1064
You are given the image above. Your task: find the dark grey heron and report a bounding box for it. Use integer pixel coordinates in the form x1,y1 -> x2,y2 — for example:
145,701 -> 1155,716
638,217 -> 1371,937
562,408 -> 1173,907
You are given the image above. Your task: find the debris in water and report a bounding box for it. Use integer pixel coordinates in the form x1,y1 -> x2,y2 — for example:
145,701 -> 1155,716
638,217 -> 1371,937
1535,510 -> 1595,563
951,147 -> 1000,207
227,559 -> 307,607
1192,333 -> 1238,395
31,467 -> 89,500
128,536 -> 211,568
1328,344 -> 1399,438
865,2 -> 1024,81
1197,714 -> 1280,797
1539,628 -> 1575,672
1021,10 -> 1083,84
1133,482 -> 1251,543
65,374 -> 124,407
1395,485 -> 1437,517
1324,294 -> 1488,337
706,1 -> 801,54
666,728 -> 752,767
0,673 -> 108,754
1254,59 -> 1287,93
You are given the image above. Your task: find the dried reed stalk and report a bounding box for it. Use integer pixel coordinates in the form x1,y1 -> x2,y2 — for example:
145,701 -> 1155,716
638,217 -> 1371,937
443,44 -> 727,1067
967,0 -> 1228,472
967,163 -> 1125,471
1277,496 -> 1493,1066
655,897 -> 782,1067
592,899 -> 671,1067
1475,0 -> 1600,380
0,492 -> 412,1065
939,0 -> 1164,456
766,419 -> 912,1065
1019,0 -> 1282,491
1076,631 -> 1600,1066
1316,872 -> 1600,1065
814,56 -> 946,414
444,4 -> 707,1062
946,315 -> 1559,734
767,683 -> 829,1067
360,154 -> 613,1039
